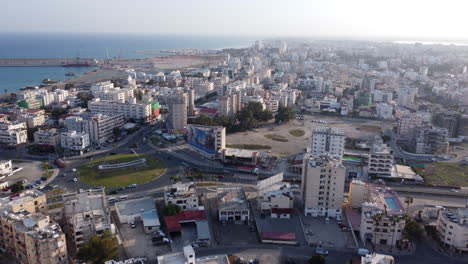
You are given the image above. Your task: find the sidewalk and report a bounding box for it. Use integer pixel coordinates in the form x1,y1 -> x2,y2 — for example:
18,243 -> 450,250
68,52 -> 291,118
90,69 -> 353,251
371,243 -> 416,256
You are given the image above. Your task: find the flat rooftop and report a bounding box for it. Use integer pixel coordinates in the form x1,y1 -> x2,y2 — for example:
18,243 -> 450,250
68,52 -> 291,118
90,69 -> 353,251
217,187 -> 249,212
116,197 -> 155,216
221,148 -> 257,158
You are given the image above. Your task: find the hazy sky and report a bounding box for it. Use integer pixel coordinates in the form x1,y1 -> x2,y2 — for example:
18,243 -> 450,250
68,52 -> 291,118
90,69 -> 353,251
2,0 -> 467,40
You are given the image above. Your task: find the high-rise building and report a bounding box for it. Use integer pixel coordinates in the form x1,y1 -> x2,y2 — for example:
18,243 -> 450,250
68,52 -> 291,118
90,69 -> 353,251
83,113 -> 125,146
368,138 -> 393,178
433,112 -> 460,138
301,154 -> 346,218
167,93 -> 188,131
397,113 -> 423,139
186,88 -> 195,116
0,190 -> 68,264
412,126 -> 449,155
311,127 -> 345,158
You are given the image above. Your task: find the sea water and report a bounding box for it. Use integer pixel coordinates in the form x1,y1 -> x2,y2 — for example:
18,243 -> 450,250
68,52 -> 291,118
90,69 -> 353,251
0,32 -> 254,93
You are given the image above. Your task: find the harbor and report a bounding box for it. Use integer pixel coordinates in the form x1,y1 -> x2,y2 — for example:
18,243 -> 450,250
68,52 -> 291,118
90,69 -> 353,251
0,58 -> 98,67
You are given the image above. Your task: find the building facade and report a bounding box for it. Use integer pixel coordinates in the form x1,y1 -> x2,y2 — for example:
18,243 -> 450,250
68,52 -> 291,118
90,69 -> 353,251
311,127 -> 345,158
0,121 -> 28,146
164,182 -> 199,210
436,208 -> 468,252
60,131 -> 90,155
88,99 -> 152,120
301,154 -> 346,218
0,190 -> 67,264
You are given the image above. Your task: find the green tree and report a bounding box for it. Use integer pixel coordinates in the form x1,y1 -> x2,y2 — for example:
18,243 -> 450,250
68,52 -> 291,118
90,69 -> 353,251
11,183 -> 24,193
404,218 -> 423,241
308,254 -> 326,264
76,230 -> 119,264
51,108 -> 68,119
113,127 -> 121,137
275,106 -> 295,124
164,203 -> 182,216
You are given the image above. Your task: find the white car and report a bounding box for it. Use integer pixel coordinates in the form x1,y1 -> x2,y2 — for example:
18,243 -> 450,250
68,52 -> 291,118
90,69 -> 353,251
325,217 -> 330,224
315,248 -> 329,255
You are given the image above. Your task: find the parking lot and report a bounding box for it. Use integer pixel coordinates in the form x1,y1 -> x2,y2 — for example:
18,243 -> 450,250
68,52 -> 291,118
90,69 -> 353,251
171,223 -> 198,251
118,220 -> 170,262
300,215 -> 355,249
3,160 -> 46,186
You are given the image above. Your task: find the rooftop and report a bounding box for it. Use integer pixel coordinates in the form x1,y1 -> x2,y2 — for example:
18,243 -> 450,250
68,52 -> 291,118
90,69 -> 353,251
313,127 -> 345,136
217,187 -> 249,212
115,197 -> 155,216
440,208 -> 468,227
221,148 -> 258,158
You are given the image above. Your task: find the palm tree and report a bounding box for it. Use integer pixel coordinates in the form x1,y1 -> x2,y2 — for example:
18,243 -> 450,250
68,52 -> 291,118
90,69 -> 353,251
390,215 -> 400,252
404,196 -> 413,214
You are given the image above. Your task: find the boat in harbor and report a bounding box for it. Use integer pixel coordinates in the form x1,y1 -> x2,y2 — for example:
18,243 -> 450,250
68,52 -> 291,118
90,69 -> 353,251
65,72 -> 75,76
42,78 -> 59,84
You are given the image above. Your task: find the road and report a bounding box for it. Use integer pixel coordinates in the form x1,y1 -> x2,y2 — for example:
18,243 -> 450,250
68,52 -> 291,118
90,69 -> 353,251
194,238 -> 462,264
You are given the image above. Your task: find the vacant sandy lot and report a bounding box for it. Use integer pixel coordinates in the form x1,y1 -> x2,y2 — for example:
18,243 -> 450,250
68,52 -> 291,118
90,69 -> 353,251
226,115 -> 396,156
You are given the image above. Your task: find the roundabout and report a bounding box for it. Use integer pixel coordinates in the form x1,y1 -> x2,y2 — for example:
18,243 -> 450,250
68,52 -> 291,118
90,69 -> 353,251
77,153 -> 166,188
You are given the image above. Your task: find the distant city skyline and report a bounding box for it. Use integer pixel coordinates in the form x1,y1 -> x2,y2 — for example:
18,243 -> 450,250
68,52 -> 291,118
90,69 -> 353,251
3,0 -> 468,41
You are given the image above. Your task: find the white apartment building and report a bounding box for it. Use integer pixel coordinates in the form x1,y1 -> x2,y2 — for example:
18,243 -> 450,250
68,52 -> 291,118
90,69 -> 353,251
83,113 -> 125,146
349,181 -> 406,247
60,131 -> 90,155
301,154 -> 346,218
368,139 -> 394,178
164,182 -> 199,210
373,90 -> 393,103
398,87 -> 418,107
88,99 -> 152,120
167,94 -> 187,130
436,208 -> 468,252
264,99 -> 279,112
193,80 -> 214,97
0,121 -> 28,146
361,253 -> 395,264
34,128 -> 61,148
63,190 -> 113,252
311,127 -> 345,158
0,160 -> 12,176
53,89 -> 69,103
376,103 -> 393,120
257,182 -> 293,212
398,113 -> 423,139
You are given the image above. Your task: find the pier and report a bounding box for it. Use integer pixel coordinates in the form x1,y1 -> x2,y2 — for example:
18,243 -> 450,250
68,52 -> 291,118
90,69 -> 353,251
0,58 -> 98,67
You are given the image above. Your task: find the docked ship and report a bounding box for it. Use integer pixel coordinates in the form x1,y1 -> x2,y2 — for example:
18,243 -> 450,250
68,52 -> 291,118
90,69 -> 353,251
65,72 -> 75,76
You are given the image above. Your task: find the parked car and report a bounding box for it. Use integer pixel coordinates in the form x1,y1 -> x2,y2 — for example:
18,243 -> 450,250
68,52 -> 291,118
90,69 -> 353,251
357,248 -> 370,256
130,221 -> 136,228
315,248 -> 329,255
325,217 -> 330,224
128,184 -> 137,189
40,176 -> 47,181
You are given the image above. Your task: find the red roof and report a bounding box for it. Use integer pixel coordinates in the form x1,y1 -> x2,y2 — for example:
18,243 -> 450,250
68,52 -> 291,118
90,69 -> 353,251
271,208 -> 294,215
260,232 -> 296,241
165,210 -> 207,233
200,108 -> 218,115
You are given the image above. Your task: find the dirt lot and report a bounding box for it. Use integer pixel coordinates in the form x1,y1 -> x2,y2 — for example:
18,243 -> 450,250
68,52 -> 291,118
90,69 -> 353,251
226,115 -> 395,156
